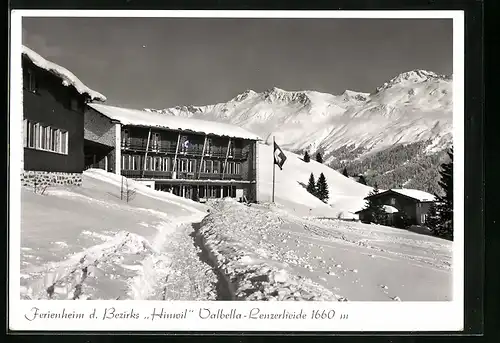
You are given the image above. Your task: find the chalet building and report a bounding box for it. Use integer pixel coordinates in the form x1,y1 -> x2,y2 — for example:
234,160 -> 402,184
356,189 -> 437,226
21,45 -> 106,188
84,103 -> 261,202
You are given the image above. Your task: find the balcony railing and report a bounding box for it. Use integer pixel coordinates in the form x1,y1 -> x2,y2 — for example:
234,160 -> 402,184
121,169 -> 243,181
121,142 -> 247,160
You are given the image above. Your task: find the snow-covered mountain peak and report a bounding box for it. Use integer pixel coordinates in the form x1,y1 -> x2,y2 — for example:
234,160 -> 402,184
376,69 -> 449,92
341,90 -> 371,102
142,69 -> 451,160
230,89 -> 258,102
263,87 -> 310,105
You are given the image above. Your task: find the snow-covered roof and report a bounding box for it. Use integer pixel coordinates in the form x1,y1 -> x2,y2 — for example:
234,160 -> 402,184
391,189 -> 436,202
22,45 -> 106,102
89,103 -> 261,141
382,205 -> 399,214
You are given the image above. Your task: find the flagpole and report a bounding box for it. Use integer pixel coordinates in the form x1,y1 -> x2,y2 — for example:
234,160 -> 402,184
272,136 -> 276,203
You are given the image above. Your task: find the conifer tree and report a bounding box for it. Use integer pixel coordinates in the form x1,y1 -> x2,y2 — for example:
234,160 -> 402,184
358,175 -> 367,185
316,173 -> 329,202
425,202 -> 441,233
395,209 -> 411,229
363,184 -> 387,225
342,167 -> 349,177
303,151 -> 310,163
316,152 -> 323,164
434,148 -> 453,239
306,173 -> 317,196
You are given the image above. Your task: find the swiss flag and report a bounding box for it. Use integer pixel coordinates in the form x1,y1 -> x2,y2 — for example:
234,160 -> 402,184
273,141 -> 287,170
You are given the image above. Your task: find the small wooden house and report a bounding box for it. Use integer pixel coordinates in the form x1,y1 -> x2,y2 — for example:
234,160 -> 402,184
357,188 -> 437,226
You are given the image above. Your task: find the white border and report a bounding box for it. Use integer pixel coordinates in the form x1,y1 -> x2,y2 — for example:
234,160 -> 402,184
9,10 -> 464,332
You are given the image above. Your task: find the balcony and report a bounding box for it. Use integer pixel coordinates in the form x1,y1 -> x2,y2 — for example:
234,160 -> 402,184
121,142 -> 247,160
121,170 -> 173,179
121,169 -> 243,181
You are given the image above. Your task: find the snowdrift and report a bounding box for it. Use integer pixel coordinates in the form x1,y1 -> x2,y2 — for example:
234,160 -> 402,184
198,199 -> 452,301
20,170 -> 214,300
257,143 -> 372,218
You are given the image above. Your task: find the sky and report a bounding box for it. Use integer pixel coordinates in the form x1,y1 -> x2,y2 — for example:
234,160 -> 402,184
22,17 -> 453,110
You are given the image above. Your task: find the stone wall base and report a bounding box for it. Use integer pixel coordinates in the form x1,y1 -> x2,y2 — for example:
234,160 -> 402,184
21,170 -> 83,188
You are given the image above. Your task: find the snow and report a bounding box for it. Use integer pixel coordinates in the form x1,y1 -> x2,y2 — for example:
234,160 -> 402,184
382,205 -> 399,214
20,168 -> 451,302
145,69 -> 452,159
391,189 -> 437,202
198,199 -> 452,301
20,169 -> 217,300
22,45 -> 106,102
89,103 -> 261,141
257,143 -> 372,218
198,199 -> 345,301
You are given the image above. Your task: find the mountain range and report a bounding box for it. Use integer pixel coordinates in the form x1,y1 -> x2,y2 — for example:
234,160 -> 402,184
145,69 -> 453,194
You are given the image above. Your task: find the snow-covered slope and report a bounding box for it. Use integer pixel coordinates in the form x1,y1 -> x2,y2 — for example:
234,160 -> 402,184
20,169 -> 216,300
146,70 -> 452,161
256,143 -> 372,218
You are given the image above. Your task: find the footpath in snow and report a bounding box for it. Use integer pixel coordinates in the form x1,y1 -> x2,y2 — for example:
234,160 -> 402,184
20,169 -> 217,300
197,199 -> 453,302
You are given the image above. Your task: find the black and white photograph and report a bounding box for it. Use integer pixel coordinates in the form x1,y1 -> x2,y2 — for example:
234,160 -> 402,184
9,10 -> 465,332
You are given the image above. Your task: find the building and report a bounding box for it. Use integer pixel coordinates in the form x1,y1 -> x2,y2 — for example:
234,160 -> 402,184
84,103 -> 261,202
355,205 -> 399,225
356,189 -> 437,226
21,45 -> 106,188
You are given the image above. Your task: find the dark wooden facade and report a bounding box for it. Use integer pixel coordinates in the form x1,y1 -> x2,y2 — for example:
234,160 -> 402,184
361,190 -> 435,226
120,125 -> 247,180
119,125 -> 257,201
22,55 -> 88,173
83,104 -> 259,201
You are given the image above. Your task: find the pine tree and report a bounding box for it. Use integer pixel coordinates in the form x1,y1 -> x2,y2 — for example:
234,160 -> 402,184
395,209 -> 411,229
303,151 -> 310,163
316,152 -> 323,164
306,173 -> 317,196
434,148 -> 453,240
358,175 -> 367,185
316,173 -> 329,202
342,167 -> 349,177
425,202 -> 441,233
363,185 -> 387,225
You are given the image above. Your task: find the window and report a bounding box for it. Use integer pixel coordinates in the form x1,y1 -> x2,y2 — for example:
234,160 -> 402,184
151,132 -> 161,151
154,157 -> 161,171
188,160 -> 195,173
228,141 -> 234,157
205,138 -> 213,155
390,198 -> 396,205
24,119 -> 68,154
122,129 -> 130,147
69,98 -> 80,112
162,157 -> 170,171
132,155 -> 141,170
421,214 -> 427,224
227,162 -> 234,174
213,161 -> 220,173
180,136 -> 189,153
23,69 -> 37,92
180,159 -> 188,172
204,160 -> 213,173
235,163 -> 241,174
